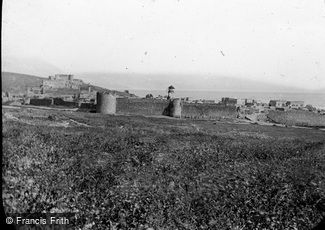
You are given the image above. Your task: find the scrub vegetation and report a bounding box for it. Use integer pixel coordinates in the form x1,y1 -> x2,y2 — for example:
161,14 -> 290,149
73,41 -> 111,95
2,108 -> 325,229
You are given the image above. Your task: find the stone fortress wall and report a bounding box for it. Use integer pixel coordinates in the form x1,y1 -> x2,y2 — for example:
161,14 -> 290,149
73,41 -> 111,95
182,103 -> 237,119
114,97 -> 237,119
267,110 -> 325,127
116,98 -> 170,116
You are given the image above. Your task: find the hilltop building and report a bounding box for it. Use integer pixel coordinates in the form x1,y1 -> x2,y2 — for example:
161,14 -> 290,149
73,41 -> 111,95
286,101 -> 304,109
49,74 -> 74,81
236,99 -> 246,106
245,99 -> 256,107
221,97 -> 237,106
78,85 -> 97,103
269,100 -> 287,108
26,86 -> 43,96
43,74 -> 83,90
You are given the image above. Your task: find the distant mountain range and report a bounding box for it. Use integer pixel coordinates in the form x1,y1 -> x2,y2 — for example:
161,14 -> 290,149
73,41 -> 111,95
2,56 -> 322,94
2,56 -> 63,78
77,72 -> 314,93
2,72 -> 44,93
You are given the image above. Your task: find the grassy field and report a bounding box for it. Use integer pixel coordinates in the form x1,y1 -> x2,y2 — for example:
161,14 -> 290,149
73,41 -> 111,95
2,107 -> 325,229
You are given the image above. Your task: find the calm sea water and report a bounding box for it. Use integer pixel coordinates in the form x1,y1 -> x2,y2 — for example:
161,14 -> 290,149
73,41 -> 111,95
131,90 -> 325,109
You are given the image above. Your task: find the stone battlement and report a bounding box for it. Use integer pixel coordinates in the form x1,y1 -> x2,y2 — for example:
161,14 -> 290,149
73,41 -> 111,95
43,74 -> 84,90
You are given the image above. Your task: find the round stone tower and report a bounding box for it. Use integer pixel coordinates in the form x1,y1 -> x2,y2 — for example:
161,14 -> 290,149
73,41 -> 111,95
96,92 -> 116,114
170,98 -> 182,118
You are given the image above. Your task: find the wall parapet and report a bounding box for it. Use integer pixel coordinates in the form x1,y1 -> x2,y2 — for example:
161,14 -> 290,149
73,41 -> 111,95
267,110 -> 325,127
182,103 -> 237,119
115,98 -> 237,119
116,98 -> 169,116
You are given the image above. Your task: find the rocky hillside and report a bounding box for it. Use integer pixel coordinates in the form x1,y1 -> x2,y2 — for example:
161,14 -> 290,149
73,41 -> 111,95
1,72 -> 135,97
2,72 -> 44,93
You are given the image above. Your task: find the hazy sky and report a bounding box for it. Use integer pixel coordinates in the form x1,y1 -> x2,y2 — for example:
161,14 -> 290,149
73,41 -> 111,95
2,0 -> 325,89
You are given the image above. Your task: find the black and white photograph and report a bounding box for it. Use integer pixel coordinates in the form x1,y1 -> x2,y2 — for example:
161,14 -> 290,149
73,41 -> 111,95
2,0 -> 325,229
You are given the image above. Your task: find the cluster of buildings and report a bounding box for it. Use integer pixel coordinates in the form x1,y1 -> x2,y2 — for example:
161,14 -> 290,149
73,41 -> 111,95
2,74 -> 98,106
189,97 -> 325,115
2,73 -> 139,110
268,100 -> 305,110
3,78 -> 324,116
148,92 -> 311,113
43,74 -> 83,90
178,97 -> 306,110
26,74 -> 85,96
153,92 -> 324,115
219,98 -> 306,110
